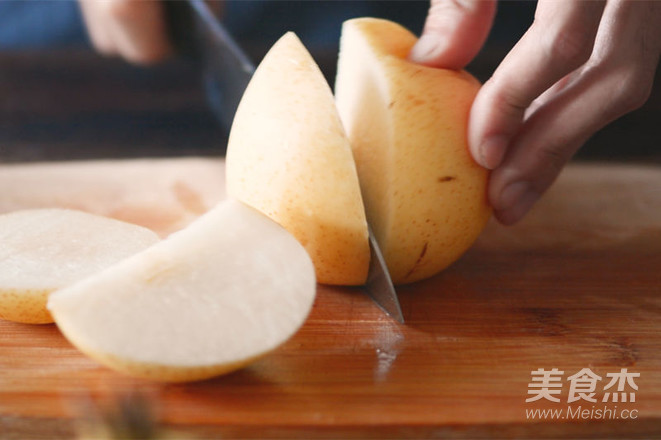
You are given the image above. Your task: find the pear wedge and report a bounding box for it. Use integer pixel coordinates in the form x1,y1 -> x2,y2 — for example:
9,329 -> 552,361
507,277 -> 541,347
226,32 -> 370,286
48,200 -> 316,382
0,209 -> 159,324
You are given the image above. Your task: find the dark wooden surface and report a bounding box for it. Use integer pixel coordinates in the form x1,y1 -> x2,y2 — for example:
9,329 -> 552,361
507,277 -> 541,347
0,159 -> 660,439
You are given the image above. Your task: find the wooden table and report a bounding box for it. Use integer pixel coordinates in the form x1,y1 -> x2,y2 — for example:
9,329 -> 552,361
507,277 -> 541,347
1,158 -> 660,439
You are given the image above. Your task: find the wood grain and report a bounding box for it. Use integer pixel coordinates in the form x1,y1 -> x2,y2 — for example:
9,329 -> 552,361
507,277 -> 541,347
1,159 -> 660,439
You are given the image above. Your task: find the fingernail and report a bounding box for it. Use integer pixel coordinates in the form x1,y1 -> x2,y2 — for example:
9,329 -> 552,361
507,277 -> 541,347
496,181 -> 539,225
409,35 -> 445,63
477,135 -> 509,169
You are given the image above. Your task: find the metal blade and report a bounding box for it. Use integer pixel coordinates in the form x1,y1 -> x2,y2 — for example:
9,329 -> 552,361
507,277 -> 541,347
165,0 -> 255,131
366,227 -> 404,323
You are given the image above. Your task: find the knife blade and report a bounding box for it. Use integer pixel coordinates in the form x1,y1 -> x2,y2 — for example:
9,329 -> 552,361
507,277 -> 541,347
166,0 -> 404,323
165,0 -> 254,131
366,227 -> 405,323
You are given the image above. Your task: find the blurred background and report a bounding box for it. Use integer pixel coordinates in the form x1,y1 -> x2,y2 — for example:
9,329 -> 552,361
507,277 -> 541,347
0,0 -> 658,163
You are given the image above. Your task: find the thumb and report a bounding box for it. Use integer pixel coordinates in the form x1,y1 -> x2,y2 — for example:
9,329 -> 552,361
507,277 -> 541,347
410,0 -> 497,69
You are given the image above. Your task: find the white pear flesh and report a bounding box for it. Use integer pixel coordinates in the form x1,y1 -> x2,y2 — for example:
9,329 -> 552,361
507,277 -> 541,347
47,199 -> 316,382
226,32 -> 369,286
335,18 -> 492,284
0,209 -> 159,324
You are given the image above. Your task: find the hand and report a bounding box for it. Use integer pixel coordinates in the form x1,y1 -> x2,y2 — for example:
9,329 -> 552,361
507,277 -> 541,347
78,0 -> 172,64
411,0 -> 661,225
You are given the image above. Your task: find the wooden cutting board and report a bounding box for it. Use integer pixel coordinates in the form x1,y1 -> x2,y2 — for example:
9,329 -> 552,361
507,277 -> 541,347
1,158 -> 660,439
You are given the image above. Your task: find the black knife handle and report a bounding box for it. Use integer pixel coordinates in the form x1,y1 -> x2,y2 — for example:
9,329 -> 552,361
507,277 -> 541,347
163,0 -> 200,61
162,0 -> 255,132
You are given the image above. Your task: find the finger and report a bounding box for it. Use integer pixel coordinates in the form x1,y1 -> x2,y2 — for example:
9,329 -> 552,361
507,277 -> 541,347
78,0 -> 117,56
469,0 -> 606,170
101,0 -> 171,64
490,0 -> 661,225
409,0 -> 496,69
525,68 -> 581,118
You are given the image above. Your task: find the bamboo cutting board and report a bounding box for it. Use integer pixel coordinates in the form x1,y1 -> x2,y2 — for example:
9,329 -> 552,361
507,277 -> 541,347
1,158 -> 660,439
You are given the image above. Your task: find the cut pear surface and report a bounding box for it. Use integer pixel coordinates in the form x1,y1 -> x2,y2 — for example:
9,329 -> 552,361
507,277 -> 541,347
48,199 -> 316,382
335,18 -> 492,284
226,32 -> 369,286
0,209 -> 159,324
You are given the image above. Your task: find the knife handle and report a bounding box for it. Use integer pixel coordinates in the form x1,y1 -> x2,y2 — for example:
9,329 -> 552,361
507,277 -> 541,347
161,0 -> 255,132
163,0 -> 199,60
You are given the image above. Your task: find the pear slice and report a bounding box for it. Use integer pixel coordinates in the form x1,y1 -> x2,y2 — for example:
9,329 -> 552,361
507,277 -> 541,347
335,18 -> 492,284
226,32 -> 369,286
0,209 -> 159,324
48,199 -> 316,382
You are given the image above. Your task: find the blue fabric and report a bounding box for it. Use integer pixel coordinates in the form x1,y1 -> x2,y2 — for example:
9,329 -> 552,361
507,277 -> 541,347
0,0 -> 532,51
0,1 -> 425,51
0,0 -> 88,48
223,0 -> 376,48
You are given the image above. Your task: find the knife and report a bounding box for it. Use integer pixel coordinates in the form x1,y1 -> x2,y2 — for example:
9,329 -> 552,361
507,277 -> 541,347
165,0 -> 404,323
164,0 -> 254,132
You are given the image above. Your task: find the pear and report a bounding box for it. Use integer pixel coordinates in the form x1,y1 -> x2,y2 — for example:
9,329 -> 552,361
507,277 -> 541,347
48,200 -> 316,382
228,22 -> 490,287
0,209 -> 159,324
226,32 -> 370,286
335,18 -> 492,284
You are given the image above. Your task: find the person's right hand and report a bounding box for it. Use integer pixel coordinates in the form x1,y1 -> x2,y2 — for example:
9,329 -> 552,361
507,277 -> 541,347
78,0 -> 172,64
411,0 -> 661,225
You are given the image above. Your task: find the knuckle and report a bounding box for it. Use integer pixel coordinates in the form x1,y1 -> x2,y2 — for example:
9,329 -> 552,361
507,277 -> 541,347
592,62 -> 657,116
429,0 -> 480,16
486,75 -> 529,120
585,50 -> 655,116
447,0 -> 481,14
615,71 -> 654,113
533,142 -> 570,180
88,36 -> 116,56
124,48 -> 167,65
101,0 -> 134,20
122,41 -> 171,65
542,26 -> 593,68
425,0 -> 478,33
96,44 -> 116,57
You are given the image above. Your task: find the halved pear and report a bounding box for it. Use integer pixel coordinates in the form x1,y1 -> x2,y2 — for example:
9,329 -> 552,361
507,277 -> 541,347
48,199 -> 316,382
335,18 -> 492,284
0,209 -> 159,324
226,32 -> 369,286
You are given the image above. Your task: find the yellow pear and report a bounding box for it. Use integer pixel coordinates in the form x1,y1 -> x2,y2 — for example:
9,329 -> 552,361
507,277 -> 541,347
335,18 -> 492,284
226,32 -> 369,286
